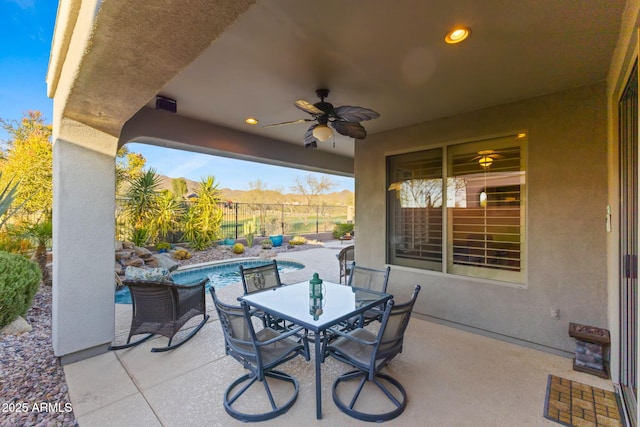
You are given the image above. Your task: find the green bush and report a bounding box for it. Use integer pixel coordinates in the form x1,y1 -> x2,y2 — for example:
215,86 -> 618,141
333,223 -> 354,239
232,242 -> 245,254
0,251 -> 41,328
261,238 -> 273,249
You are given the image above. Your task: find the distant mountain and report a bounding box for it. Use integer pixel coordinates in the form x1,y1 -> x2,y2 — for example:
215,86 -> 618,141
156,174 -> 354,206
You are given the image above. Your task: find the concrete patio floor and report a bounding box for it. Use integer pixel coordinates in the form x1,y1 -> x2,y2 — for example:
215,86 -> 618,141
64,240 -> 614,426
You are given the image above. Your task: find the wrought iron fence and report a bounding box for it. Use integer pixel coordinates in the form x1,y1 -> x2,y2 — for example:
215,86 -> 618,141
115,199 -> 353,242
221,202 -> 351,239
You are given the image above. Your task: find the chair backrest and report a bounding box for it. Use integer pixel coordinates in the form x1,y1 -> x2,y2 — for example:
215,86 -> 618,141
240,260 -> 282,295
209,286 -> 261,369
338,245 -> 355,265
373,285 -> 421,366
348,263 -> 391,293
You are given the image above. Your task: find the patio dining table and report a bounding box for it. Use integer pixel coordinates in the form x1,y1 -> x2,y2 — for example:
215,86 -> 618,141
240,280 -> 392,420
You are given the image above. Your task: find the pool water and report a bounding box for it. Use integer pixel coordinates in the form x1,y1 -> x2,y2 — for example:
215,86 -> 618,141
115,259 -> 304,304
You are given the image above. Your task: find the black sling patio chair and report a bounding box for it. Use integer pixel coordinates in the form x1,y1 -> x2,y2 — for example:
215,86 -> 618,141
337,245 -> 355,284
239,260 -> 287,330
325,285 -> 421,422
344,263 -> 391,329
210,286 -> 310,422
109,278 -> 209,352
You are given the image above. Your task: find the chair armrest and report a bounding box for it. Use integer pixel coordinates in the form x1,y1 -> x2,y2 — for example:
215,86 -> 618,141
328,327 -> 377,346
257,326 -> 307,346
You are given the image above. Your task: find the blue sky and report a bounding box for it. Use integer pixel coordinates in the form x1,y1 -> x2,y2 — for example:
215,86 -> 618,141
0,0 -> 354,192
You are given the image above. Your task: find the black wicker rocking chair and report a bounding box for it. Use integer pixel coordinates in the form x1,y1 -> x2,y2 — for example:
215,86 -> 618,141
325,285 -> 421,422
210,286 -> 309,422
109,278 -> 210,353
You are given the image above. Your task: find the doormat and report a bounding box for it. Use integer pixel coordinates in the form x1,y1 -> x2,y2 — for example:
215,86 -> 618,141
543,374 -> 623,426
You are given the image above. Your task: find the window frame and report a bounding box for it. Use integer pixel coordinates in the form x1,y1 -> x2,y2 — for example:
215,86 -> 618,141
385,133 -> 527,286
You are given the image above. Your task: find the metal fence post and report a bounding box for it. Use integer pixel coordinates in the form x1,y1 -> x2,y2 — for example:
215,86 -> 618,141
234,202 -> 239,239
281,204 -> 285,235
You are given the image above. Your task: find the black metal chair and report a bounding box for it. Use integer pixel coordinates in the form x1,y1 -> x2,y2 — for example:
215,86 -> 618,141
109,278 -> 209,352
325,285 -> 421,422
337,245 -> 355,284
346,263 -> 391,328
239,260 -> 286,330
210,287 -> 309,422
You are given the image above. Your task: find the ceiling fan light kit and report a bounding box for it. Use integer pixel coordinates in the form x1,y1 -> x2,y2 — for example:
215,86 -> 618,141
265,88 -> 380,150
312,124 -> 333,142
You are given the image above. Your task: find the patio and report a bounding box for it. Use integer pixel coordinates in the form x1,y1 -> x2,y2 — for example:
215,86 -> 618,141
63,242 -> 614,426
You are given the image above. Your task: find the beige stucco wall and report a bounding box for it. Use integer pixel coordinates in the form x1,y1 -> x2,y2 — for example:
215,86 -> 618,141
355,82 -> 608,354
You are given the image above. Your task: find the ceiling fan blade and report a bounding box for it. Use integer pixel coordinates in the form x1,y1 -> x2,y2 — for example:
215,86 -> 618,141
295,99 -> 324,116
304,124 -> 319,149
332,120 -> 367,139
263,118 -> 313,128
334,105 -> 380,122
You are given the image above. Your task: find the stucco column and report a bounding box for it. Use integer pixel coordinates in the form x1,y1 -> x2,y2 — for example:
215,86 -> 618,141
52,119 -> 117,364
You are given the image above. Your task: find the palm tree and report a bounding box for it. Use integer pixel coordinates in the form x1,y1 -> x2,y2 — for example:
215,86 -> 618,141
22,219 -> 53,286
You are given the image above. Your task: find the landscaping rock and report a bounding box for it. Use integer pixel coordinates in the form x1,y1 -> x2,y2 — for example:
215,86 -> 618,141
144,257 -> 159,268
123,257 -> 144,267
152,253 -> 180,272
1,316 -> 32,336
115,249 -> 134,261
134,246 -> 153,258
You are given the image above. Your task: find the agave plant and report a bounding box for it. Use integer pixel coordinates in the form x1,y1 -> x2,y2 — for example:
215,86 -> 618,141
0,172 -> 27,229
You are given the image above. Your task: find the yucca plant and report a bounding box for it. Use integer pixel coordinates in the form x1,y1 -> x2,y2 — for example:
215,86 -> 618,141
181,176 -> 223,250
124,169 -> 162,232
0,172 -> 27,229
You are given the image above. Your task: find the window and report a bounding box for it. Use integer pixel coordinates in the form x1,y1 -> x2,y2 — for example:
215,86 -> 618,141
387,134 -> 526,284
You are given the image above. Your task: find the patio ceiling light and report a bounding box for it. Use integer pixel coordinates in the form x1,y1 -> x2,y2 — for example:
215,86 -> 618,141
445,27 -> 471,44
312,124 -> 333,142
245,117 -> 259,125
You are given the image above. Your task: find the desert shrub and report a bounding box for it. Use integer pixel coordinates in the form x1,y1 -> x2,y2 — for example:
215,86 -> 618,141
0,232 -> 32,256
0,251 -> 41,328
261,238 -> 273,249
289,235 -> 307,245
155,241 -> 171,251
173,248 -> 191,260
333,223 -> 354,239
232,242 -> 245,254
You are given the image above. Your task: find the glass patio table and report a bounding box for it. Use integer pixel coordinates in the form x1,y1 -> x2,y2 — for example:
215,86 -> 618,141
240,280 -> 392,420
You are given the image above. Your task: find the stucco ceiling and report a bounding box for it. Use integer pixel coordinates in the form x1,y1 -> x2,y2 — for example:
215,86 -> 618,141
149,0 -> 624,158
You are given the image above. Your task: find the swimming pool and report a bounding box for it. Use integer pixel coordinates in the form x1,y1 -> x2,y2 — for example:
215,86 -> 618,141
115,259 -> 304,304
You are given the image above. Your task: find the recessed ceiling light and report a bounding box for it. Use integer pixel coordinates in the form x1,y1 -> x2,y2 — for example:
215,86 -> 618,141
245,117 -> 259,125
517,133 -> 526,138
445,27 -> 471,44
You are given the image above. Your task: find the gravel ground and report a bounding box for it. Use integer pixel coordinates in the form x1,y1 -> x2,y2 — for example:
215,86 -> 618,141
0,242 -> 321,427
176,241 -> 323,267
0,285 -> 78,427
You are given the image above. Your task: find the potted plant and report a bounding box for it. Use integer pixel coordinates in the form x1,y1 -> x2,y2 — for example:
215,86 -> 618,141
269,234 -> 283,247
261,238 -> 273,249
224,236 -> 235,245
155,241 -> 171,253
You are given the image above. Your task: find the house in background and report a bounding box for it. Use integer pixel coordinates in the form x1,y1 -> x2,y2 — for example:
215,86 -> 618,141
47,0 -> 638,422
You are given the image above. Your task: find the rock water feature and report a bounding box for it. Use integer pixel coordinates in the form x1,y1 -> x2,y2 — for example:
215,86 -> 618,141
115,241 -> 180,287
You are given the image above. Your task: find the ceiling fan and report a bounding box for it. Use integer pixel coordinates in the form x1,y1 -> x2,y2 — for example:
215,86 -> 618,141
471,150 -> 503,168
264,89 -> 380,149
